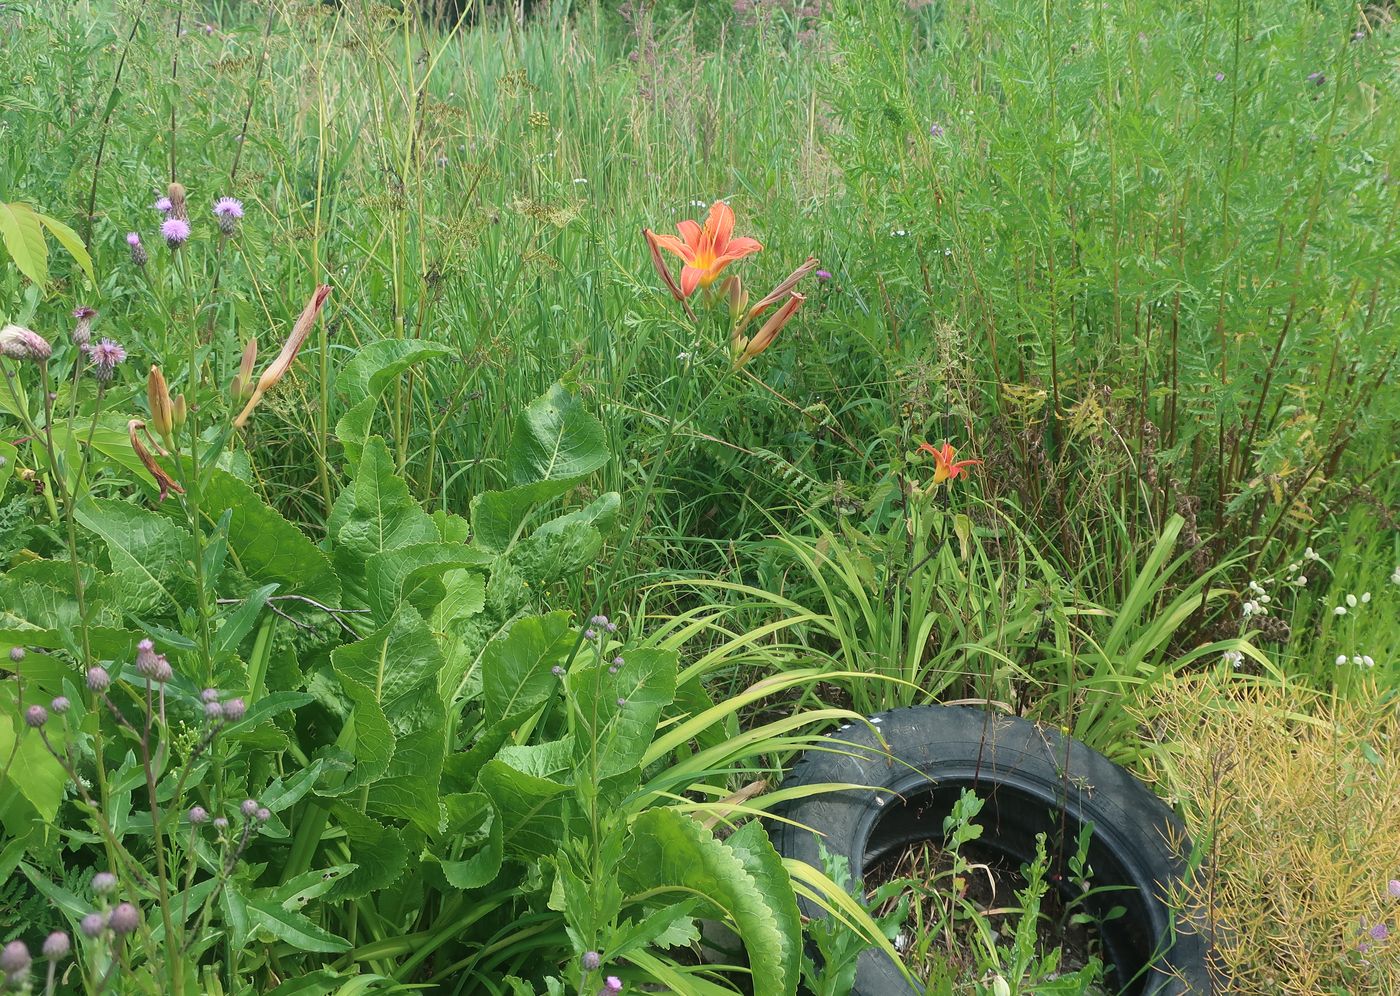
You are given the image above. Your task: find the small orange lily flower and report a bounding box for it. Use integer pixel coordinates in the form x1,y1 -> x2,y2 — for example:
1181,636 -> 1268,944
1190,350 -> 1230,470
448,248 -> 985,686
648,201 -> 763,297
918,441 -> 982,485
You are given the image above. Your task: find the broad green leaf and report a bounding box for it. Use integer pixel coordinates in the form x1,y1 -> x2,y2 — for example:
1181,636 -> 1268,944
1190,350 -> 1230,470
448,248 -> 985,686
326,802 -> 410,900
481,610 -> 573,723
477,760 -> 572,858
36,211 -> 95,284
571,647 -> 677,778
273,863 -> 359,910
76,498 -> 193,615
507,382 -> 608,497
335,437 -> 438,584
334,397 -> 377,466
214,583 -> 279,657
364,542 -> 489,623
337,338 -> 455,399
201,469 -> 341,605
622,809 -> 794,996
725,821 -> 802,992
0,201 -> 48,286
431,792 -> 502,889
608,900 -> 701,959
430,569 -> 487,631
331,605 -> 445,829
0,439 -> 15,493
246,891 -> 351,953
320,673 -> 393,798
0,689 -> 67,827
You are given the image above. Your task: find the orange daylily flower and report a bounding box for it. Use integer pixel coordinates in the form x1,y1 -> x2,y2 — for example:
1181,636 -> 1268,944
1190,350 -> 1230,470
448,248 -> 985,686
648,201 -> 763,297
129,419 -> 184,501
918,441 -> 982,485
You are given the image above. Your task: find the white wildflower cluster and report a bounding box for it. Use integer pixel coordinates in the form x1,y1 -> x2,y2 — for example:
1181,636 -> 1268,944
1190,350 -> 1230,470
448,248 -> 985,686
1391,564 -> 1400,586
1241,579 -> 1272,620
1335,653 -> 1377,668
1333,591 -> 1371,616
1222,649 -> 1245,669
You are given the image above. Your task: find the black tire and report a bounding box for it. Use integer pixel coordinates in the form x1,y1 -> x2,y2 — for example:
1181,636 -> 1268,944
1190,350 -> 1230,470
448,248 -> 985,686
770,706 -> 1214,995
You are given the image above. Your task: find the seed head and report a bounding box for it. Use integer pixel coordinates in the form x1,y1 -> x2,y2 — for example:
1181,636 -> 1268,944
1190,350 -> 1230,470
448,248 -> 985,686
222,697 -> 246,721
24,705 -> 47,728
8,647 -> 23,662
91,872 -> 117,895
86,666 -> 111,692
582,950 -> 602,970
51,696 -> 71,714
108,902 -> 139,935
79,913 -> 106,938
0,324 -> 52,362
188,806 -> 209,824
42,931 -> 69,960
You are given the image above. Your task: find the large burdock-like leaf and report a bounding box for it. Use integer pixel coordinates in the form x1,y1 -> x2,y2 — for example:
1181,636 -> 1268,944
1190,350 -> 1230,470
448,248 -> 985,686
335,437 -> 438,587
331,605 -> 446,831
76,498 -> 193,615
334,339 -> 456,465
508,382 -> 609,495
622,809 -> 796,996
571,647 -> 677,779
480,610 -> 574,723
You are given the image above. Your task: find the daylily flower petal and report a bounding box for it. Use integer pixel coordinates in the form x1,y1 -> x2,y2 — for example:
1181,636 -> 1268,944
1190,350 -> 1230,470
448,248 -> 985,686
680,265 -> 704,297
129,419 -> 184,500
720,236 -> 763,260
234,285 -> 330,428
707,201 -> 735,255
650,231 -> 694,263
677,219 -> 704,254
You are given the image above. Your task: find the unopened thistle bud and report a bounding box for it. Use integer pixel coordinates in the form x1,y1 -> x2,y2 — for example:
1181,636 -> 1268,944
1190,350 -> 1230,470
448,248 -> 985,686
90,872 -> 117,895
51,696 -> 71,714
42,932 -> 70,961
72,306 -> 98,347
135,639 -> 159,677
107,903 -> 139,936
188,806 -> 209,824
204,700 -> 223,720
147,365 -> 174,442
241,798 -> 259,818
25,705 -> 47,728
222,697 -> 246,721
79,913 -> 106,939
0,324 -> 52,362
8,647 -> 23,662
86,666 -> 110,692
152,656 -> 173,683
0,941 -> 30,975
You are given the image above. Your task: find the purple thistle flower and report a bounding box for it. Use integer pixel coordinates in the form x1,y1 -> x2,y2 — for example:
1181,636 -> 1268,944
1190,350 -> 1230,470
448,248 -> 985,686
91,872 -> 117,895
161,217 -> 191,248
241,798 -> 259,818
42,932 -> 70,960
204,700 -> 224,720
222,697 -> 246,721
24,704 -> 47,728
188,806 -> 209,824
612,656 -> 624,667
582,950 -> 602,970
72,306 -> 97,346
256,807 -> 270,822
584,628 -> 597,641
601,977 -> 623,996
816,269 -> 832,281
929,122 -> 944,138
87,338 -> 127,382
1389,879 -> 1400,899
8,646 -> 23,662
201,687 -> 220,703
86,666 -> 110,692
213,196 -> 244,235
0,324 -> 52,361
108,903 -> 139,936
135,638 -> 159,677
126,231 -> 148,267
616,697 -> 627,707
152,656 -> 173,683
213,817 -> 229,830
1214,72 -> 1225,82
1369,922 -> 1390,942
154,196 -> 173,214
51,696 -> 71,714
79,913 -> 106,938
590,614 -> 609,627
0,941 -> 30,975
1307,71 -> 1326,86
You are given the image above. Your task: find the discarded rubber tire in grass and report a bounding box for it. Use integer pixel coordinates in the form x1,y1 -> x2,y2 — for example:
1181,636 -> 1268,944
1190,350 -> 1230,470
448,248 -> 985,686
771,706 -> 1213,995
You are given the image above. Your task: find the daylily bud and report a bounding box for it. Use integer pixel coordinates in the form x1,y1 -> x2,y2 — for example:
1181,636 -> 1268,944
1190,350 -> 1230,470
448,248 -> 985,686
234,287 -> 330,428
128,419 -> 185,501
724,275 -> 748,322
147,365 -> 174,441
734,292 -> 804,369
231,337 -> 258,401
738,256 -> 820,334
171,394 -> 187,431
